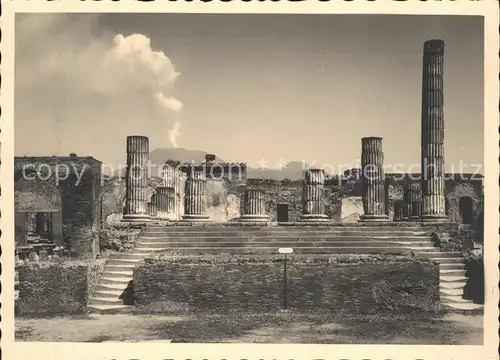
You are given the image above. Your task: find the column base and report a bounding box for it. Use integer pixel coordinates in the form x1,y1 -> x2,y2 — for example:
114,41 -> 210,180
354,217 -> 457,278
122,214 -> 152,222
182,214 -> 211,222
238,214 -> 270,222
359,214 -> 390,223
420,214 -> 449,222
299,214 -> 330,222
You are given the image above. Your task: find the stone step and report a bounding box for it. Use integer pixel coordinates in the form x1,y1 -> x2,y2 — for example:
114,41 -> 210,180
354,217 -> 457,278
96,283 -> 129,292
89,297 -> 124,306
428,257 -> 465,264
440,275 -> 468,283
153,246 -> 414,255
106,258 -> 143,266
440,295 -> 472,304
134,241 -> 433,249
94,289 -> 124,298
407,247 -> 438,252
111,252 -> 149,260
438,263 -> 465,270
439,288 -> 464,296
420,251 -> 463,258
439,281 -> 467,290
99,276 -> 133,285
102,271 -> 134,279
440,269 -> 467,276
133,247 -> 168,254
440,302 -> 483,312
140,231 -> 434,238
88,304 -> 133,314
104,264 -> 137,272
137,235 -> 431,242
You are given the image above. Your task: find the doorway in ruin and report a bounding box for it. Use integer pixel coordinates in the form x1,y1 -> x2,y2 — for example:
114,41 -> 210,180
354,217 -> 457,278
277,203 -> 289,222
459,196 -> 474,225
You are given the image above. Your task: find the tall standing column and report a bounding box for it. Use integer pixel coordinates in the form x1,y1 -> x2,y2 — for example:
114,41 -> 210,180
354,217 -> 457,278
421,39 -> 448,221
239,188 -> 269,222
300,168 -> 329,222
182,165 -> 210,221
156,186 -> 174,220
123,136 -> 151,222
360,137 -> 389,222
403,176 -> 422,221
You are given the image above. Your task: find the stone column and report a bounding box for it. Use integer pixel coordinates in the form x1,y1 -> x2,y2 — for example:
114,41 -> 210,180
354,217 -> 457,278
123,136 -> 151,222
156,186 -> 174,220
182,165 -> 210,221
161,164 -> 182,220
360,137 -> 389,222
147,200 -> 157,219
420,39 -> 448,221
403,177 -> 422,221
393,200 -> 404,222
239,188 -> 269,222
300,168 -> 329,222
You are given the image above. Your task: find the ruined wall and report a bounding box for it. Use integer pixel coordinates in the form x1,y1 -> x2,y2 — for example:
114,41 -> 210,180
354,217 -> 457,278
445,181 -> 482,225
16,262 -> 91,316
15,157 -> 102,257
134,254 -> 439,314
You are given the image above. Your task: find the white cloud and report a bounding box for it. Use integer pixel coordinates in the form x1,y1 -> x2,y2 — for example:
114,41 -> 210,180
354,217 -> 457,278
15,14 -> 184,157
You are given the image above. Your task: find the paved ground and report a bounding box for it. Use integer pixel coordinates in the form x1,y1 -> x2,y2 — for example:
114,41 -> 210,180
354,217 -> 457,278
15,312 -> 483,344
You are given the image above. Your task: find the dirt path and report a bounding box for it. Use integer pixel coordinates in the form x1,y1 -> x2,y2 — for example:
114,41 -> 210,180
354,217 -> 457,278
15,313 -> 483,344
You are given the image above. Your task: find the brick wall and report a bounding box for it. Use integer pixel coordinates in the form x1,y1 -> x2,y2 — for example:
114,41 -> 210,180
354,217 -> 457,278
134,254 -> 439,314
15,156 -> 102,258
16,261 -> 100,316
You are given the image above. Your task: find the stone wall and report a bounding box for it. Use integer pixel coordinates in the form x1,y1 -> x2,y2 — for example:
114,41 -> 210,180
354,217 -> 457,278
134,254 -> 439,314
16,261 -> 101,316
15,156 -> 102,257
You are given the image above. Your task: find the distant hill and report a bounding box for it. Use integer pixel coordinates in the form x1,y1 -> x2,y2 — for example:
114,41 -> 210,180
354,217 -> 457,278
112,148 -> 316,180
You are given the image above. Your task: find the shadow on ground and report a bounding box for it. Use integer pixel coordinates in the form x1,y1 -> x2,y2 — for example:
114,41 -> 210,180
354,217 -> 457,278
146,310 -> 483,345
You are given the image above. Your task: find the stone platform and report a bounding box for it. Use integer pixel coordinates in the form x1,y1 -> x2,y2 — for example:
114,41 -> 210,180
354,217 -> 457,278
88,222 -> 482,315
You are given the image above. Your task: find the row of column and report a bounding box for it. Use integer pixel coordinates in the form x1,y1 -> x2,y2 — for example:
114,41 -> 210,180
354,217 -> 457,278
123,136 -> 180,222
123,40 -> 447,224
359,39 -> 448,223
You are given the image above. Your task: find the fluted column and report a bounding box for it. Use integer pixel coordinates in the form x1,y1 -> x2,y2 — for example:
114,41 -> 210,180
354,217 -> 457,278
156,186 -> 174,220
123,136 -> 151,222
161,164 -> 182,220
147,200 -> 157,219
420,40 -> 448,221
360,137 -> 389,222
239,188 -> 269,222
182,165 -> 210,221
300,168 -> 329,222
403,176 -> 422,221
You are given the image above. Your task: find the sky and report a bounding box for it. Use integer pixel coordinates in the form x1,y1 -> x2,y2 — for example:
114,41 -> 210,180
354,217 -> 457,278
15,13 -> 484,173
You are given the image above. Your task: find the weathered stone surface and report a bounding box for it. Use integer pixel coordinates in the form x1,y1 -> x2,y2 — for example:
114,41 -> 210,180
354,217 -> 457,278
420,40 -> 447,221
183,165 -> 210,221
300,169 -> 329,222
134,254 -> 439,314
16,262 -> 90,316
360,137 -> 388,222
123,136 -> 151,222
240,188 -> 269,222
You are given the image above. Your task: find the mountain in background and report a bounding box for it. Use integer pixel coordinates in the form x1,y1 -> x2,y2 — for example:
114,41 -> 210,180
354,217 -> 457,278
112,148 -> 315,180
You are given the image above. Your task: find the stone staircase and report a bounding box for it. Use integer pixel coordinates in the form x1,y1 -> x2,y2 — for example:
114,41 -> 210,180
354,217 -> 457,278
88,225 -> 483,314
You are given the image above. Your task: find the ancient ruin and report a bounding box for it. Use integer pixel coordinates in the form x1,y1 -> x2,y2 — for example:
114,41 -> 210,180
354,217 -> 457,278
300,168 -> 329,222
182,164 -> 210,221
14,39 -> 484,316
123,136 -> 151,222
360,137 -> 389,222
239,188 -> 269,222
420,39 -> 448,221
